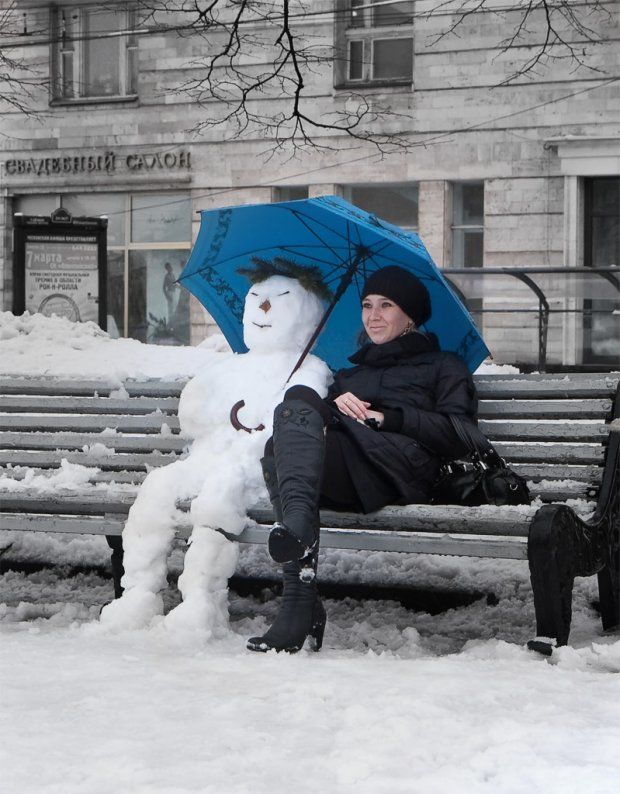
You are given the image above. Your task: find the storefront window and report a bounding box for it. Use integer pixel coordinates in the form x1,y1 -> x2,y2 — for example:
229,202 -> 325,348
131,194 -> 192,243
14,191 -> 192,345
63,193 -> 126,245
106,251 -> 125,339
584,177 -> 620,364
128,250 -> 190,345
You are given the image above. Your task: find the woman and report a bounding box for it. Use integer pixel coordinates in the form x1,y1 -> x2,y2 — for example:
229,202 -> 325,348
247,265 -> 478,654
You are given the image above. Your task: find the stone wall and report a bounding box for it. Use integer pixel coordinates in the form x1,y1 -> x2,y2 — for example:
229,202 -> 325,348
1,0 -> 618,365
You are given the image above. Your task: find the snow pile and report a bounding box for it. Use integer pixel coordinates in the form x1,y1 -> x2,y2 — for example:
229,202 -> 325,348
0,310 -> 220,381
99,276 -> 332,637
0,309 -> 509,382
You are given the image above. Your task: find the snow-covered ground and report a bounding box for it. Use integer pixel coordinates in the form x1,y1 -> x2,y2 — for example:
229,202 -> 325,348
1,313 -> 619,794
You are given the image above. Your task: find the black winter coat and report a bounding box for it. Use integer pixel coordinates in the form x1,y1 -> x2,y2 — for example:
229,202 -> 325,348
325,332 -> 478,512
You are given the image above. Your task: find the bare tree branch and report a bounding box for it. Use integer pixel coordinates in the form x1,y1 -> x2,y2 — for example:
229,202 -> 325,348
0,0 -> 612,151
421,0 -> 610,84
0,0 -> 48,115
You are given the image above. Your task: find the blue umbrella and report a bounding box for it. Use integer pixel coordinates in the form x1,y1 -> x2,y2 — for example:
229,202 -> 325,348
178,195 -> 489,372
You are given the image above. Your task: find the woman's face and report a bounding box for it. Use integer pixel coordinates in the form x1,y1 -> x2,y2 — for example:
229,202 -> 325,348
362,294 -> 413,345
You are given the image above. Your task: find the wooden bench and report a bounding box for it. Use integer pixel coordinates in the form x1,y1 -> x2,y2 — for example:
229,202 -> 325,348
1,372 -> 619,652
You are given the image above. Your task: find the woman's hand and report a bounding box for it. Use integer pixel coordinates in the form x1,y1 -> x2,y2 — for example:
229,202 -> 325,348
334,393 -> 385,428
334,392 -> 370,421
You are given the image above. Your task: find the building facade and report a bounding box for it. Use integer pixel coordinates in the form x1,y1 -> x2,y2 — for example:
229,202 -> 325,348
1,0 -> 618,367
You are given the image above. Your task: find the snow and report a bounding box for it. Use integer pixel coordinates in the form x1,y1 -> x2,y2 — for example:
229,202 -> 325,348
2,310 -> 620,793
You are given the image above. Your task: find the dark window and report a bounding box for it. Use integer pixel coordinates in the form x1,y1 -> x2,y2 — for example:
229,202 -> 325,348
451,182 -> 484,268
346,184 -> 419,230
583,177 -> 620,364
274,187 -> 310,202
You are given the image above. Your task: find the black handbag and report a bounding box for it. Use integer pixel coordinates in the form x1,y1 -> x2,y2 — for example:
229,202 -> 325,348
432,415 -> 531,507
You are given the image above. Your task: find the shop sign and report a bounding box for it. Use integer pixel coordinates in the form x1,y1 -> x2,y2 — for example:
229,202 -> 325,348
4,150 -> 191,177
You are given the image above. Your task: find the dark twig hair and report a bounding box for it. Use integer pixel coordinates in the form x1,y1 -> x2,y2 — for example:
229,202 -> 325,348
238,256 -> 333,302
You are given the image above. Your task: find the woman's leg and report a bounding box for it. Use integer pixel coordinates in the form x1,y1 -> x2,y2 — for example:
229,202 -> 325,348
248,387 -> 329,652
268,385 -> 331,564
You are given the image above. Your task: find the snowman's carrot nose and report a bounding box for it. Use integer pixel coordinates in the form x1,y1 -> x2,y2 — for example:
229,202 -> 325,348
259,299 -> 271,313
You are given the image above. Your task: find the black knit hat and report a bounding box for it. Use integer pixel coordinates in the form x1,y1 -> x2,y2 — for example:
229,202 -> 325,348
361,266 -> 432,326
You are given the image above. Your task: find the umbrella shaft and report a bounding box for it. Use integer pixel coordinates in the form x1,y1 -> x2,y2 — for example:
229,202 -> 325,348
286,255 -> 363,383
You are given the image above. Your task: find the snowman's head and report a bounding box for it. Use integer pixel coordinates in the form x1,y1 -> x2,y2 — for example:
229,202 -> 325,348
243,275 -> 325,353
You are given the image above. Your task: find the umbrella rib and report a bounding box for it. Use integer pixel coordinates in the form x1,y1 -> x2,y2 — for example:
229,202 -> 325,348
289,211 -> 352,266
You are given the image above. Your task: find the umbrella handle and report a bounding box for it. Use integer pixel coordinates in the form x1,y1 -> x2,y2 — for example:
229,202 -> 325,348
230,400 -> 265,434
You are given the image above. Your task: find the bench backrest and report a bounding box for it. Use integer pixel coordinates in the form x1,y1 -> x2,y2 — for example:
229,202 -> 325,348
1,373 -> 618,501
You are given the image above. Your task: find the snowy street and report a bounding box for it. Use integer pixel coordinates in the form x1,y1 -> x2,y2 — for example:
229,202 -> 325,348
1,312 -> 620,793
2,538 -> 620,794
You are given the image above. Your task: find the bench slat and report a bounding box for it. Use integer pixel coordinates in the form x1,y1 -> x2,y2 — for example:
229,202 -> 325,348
240,523 -> 529,560
0,468 -> 597,502
3,374 -> 617,401
0,452 -> 601,484
0,450 -> 184,470
0,492 -> 536,536
0,395 -> 180,415
0,431 -> 188,453
511,462 -> 602,482
0,491 -> 137,515
0,414 -> 181,433
479,420 -> 609,442
1,415 -> 606,442
475,376 -> 618,399
0,433 -> 603,464
0,512 -> 528,560
494,442 -> 604,464
0,467 -> 147,485
0,377 -> 185,398
478,399 -> 613,419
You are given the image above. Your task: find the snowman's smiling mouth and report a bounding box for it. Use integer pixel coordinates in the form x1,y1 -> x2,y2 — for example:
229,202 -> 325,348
252,322 -> 272,328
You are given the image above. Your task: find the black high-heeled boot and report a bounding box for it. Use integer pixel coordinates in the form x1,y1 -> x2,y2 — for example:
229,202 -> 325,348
268,398 -> 325,565
246,550 -> 326,653
261,454 -> 282,523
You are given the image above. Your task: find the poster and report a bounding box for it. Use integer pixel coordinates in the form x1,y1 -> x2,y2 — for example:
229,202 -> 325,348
24,234 -> 99,323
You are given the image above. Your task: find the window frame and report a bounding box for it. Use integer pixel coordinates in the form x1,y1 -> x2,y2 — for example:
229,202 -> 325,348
450,181 -> 485,269
335,0 -> 414,89
50,4 -> 139,105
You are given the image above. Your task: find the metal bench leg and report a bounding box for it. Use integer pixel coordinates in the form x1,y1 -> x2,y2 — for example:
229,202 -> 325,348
105,535 -> 124,599
528,507 -> 574,648
597,545 -> 620,632
528,504 -> 614,650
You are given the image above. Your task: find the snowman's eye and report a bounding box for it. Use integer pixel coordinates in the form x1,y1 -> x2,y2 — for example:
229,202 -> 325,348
278,291 -> 290,296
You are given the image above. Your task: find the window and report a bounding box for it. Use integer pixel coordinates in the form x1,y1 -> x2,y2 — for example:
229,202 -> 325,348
451,182 -> 484,324
337,1 -> 414,86
274,186 -> 309,202
451,182 -> 484,268
583,177 -> 620,364
344,184 -> 418,230
14,192 -> 192,345
51,5 -> 138,102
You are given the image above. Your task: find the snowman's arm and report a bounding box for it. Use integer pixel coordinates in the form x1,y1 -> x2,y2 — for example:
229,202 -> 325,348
286,355 -> 333,398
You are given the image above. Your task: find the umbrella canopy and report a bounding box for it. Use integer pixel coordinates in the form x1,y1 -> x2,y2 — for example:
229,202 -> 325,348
179,195 -> 489,372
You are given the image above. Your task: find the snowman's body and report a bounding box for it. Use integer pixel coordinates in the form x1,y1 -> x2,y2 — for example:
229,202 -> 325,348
100,276 -> 332,635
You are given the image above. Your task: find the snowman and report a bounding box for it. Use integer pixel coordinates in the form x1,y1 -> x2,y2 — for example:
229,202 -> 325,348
99,260 -> 332,637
